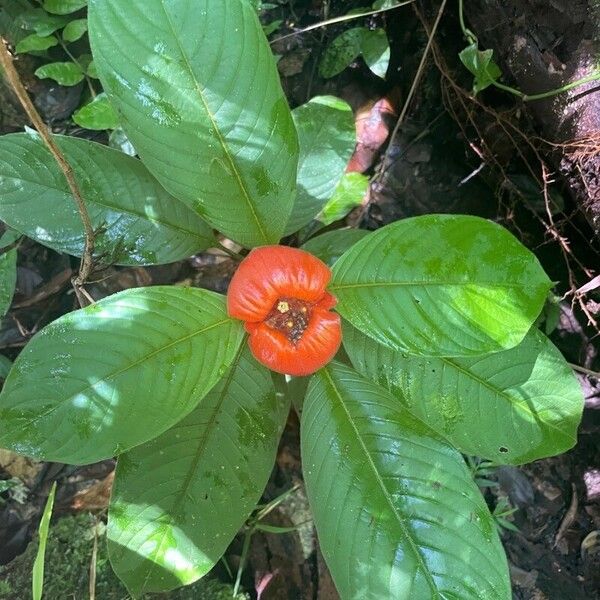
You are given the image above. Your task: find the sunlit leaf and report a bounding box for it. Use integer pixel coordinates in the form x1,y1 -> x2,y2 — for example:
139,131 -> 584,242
302,362 -> 511,599
108,347 -> 289,595
0,287 -> 244,464
331,214 -> 552,356
89,0 -> 298,247
286,96 -> 355,234
72,93 -> 119,130
344,324 -> 584,464
0,133 -> 214,265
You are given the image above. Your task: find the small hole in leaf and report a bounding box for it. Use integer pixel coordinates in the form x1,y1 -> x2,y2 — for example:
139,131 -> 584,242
499,446 -> 509,453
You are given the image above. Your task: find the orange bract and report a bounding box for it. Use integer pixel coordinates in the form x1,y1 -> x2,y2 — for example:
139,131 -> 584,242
227,246 -> 341,376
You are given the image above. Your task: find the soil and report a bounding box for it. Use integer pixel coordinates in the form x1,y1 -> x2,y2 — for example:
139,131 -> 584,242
0,1 -> 599,599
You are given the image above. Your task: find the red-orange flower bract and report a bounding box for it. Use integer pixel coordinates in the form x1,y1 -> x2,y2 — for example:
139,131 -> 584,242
227,246 -> 342,376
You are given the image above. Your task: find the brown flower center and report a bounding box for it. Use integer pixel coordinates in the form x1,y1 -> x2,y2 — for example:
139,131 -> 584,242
265,297 -> 311,344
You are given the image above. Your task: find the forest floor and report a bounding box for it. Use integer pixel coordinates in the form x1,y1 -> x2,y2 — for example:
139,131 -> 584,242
0,1 -> 599,599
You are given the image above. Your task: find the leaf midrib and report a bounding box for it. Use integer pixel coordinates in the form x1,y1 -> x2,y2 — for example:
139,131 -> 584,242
322,367 -> 440,598
7,316 -> 234,439
438,355 -> 574,443
141,341 -> 247,591
159,0 -> 269,245
0,173 -> 207,240
330,280 -> 544,290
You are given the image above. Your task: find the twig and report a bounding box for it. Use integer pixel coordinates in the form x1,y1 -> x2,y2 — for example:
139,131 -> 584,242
270,0 -> 415,45
375,0 -> 448,184
568,363 -> 600,379
553,483 -> 578,548
0,38 -> 95,305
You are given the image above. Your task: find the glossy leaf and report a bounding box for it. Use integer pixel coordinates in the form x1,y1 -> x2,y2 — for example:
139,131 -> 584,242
43,0 -> 87,15
88,0 -> 298,247
317,171 -> 368,226
331,214 -> 552,356
344,324 -> 584,464
0,133 -> 214,265
108,347 -> 288,595
0,287 -> 244,464
361,28 -> 390,79
15,33 -> 59,54
15,9 -> 69,37
302,362 -> 511,599
285,96 -> 355,234
72,93 -> 119,130
34,61 -> 84,86
62,18 -> 88,42
301,228 -> 370,267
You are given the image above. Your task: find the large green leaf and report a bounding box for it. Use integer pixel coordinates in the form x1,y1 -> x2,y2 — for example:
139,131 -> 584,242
88,0 -> 298,248
0,134 -> 214,265
0,287 -> 244,464
330,214 -> 552,356
108,346 -> 288,596
344,324 -> 584,464
285,96 -> 355,235
302,362 -> 511,599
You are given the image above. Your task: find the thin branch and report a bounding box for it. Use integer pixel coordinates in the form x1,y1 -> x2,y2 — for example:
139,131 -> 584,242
270,0 -> 415,45
375,0 -> 448,183
0,38 -> 95,304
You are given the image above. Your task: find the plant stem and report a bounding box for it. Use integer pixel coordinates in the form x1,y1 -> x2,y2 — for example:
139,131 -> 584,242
216,242 -> 244,261
492,72 -> 600,102
56,37 -> 96,99
0,38 -> 95,305
568,362 -> 600,379
271,0 -> 415,44
458,0 -> 600,101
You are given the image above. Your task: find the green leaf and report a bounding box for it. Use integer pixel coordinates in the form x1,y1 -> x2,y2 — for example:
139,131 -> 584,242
16,9 -> 69,37
15,33 -> 59,54
302,362 -> 511,599
301,228 -> 370,267
32,482 -> 56,600
72,92 -> 118,130
0,230 -> 18,319
319,27 -> 364,79
317,171 -> 368,226
459,43 -> 502,93
330,214 -> 552,356
86,59 -> 98,78
62,18 -> 88,42
360,28 -> 390,78
285,96 -> 355,234
0,287 -> 244,464
0,133 -> 215,265
108,346 -> 288,596
43,0 -> 87,15
34,61 -> 84,86
0,355 -> 12,380
344,324 -> 585,464
88,0 -> 298,248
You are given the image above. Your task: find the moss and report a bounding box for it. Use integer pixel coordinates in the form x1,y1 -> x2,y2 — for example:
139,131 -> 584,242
0,514 -> 248,600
